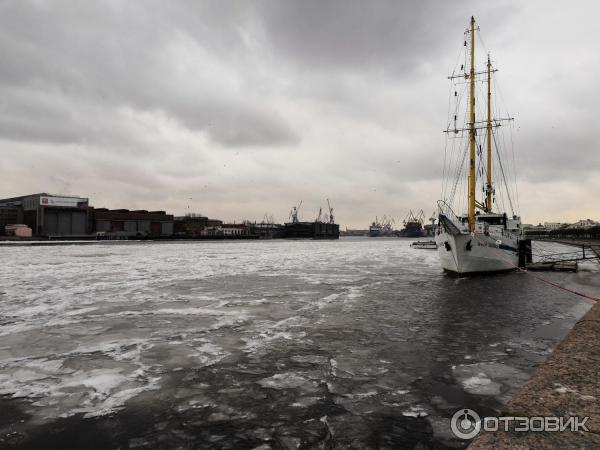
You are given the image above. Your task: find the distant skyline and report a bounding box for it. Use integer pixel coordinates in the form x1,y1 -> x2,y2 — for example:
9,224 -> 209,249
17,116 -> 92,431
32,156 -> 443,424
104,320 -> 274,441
1,1 -> 598,228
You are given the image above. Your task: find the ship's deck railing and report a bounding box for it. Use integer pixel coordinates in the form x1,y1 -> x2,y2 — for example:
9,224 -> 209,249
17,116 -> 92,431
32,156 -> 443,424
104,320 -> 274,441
437,200 -> 468,233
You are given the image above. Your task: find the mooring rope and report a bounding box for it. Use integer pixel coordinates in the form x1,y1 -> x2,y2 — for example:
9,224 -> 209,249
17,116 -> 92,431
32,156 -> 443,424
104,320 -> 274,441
468,233 -> 600,302
523,269 -> 599,302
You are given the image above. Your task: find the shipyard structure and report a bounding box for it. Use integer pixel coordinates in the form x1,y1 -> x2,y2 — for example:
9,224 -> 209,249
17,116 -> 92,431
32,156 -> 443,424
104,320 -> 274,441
364,210 -> 435,238
280,200 -> 339,239
0,193 -> 339,240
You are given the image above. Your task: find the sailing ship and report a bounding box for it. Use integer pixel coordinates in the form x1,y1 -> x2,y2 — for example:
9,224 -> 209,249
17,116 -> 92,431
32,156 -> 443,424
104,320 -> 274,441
436,16 -> 522,274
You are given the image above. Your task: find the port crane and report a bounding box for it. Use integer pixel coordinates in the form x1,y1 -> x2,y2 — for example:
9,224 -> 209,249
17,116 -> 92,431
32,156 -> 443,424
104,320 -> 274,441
327,199 -> 335,224
403,210 -> 425,226
289,200 -> 302,223
315,207 -> 322,222
262,212 -> 275,225
428,211 -> 436,226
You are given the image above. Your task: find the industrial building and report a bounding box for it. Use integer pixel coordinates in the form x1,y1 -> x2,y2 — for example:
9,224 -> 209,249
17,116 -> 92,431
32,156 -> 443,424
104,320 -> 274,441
174,215 -> 223,237
172,215 -> 258,238
215,223 -> 252,237
283,221 -> 340,239
0,193 -> 175,239
0,193 -> 89,237
90,208 -> 174,238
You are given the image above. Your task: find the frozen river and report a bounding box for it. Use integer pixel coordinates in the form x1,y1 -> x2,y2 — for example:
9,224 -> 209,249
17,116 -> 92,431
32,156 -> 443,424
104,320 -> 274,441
0,238 -> 597,448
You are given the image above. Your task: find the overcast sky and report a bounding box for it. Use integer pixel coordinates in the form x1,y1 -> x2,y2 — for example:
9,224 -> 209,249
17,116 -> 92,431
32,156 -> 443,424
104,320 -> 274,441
1,1 -> 598,227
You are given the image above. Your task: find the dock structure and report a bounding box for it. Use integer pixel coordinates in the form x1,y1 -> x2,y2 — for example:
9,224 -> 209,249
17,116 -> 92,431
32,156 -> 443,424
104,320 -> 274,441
527,261 -> 579,272
526,239 -> 600,272
534,238 -> 600,254
469,301 -> 600,449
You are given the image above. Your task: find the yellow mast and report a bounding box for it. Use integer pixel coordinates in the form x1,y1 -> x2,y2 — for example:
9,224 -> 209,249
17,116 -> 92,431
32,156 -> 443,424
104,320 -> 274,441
486,54 -> 493,212
468,16 -> 476,231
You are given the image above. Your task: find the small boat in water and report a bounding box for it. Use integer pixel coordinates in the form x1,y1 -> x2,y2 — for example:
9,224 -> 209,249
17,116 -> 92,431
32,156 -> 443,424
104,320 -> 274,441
411,240 -> 437,250
435,17 -> 523,275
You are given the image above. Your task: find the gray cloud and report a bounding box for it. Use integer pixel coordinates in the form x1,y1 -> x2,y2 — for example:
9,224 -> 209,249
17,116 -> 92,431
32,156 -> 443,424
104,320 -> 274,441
0,1 -> 598,226
0,1 -> 297,148
259,0 -> 462,73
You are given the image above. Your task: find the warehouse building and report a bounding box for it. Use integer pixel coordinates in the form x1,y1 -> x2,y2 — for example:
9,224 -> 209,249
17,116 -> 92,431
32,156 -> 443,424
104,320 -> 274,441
173,214 -> 223,237
0,193 -> 89,237
90,208 -> 174,237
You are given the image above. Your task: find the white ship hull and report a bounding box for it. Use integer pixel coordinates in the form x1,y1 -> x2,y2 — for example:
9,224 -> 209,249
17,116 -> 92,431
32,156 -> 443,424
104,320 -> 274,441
435,231 -> 518,275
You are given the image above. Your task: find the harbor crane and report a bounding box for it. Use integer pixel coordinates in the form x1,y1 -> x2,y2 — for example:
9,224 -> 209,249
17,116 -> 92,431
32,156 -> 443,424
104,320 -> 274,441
403,210 -> 425,226
327,198 -> 335,224
289,200 -> 302,223
428,211 -> 436,227
262,213 -> 275,225
380,215 -> 395,234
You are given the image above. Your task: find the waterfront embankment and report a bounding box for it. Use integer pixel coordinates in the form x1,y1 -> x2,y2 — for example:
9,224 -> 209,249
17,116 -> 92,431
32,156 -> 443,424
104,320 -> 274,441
469,299 -> 600,448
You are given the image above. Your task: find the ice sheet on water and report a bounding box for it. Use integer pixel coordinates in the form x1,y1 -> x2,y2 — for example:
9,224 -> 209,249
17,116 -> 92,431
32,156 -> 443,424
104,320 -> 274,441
0,338 -> 160,419
401,405 -> 429,417
0,239 -> 594,433
291,396 -> 321,408
453,362 -> 529,397
291,355 -> 329,365
345,390 -> 378,399
189,342 -> 229,366
101,306 -> 249,320
0,360 -> 160,419
242,315 -> 309,354
299,282 -> 370,313
461,374 -> 501,396
257,372 -> 318,393
65,307 -> 99,316
329,355 -> 388,378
